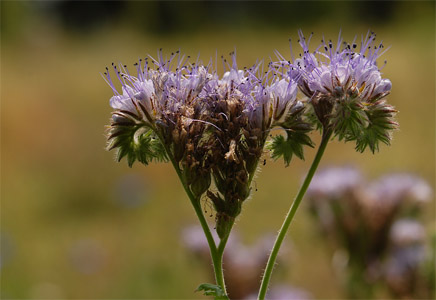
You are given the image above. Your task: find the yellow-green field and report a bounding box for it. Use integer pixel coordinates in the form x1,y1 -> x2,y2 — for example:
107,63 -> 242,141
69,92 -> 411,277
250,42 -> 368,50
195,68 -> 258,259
1,1 -> 435,299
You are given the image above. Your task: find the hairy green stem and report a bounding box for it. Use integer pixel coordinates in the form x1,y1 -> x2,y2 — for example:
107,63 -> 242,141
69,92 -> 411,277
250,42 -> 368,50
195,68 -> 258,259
169,157 -> 228,292
216,218 -> 234,292
157,132 -> 228,294
258,129 -> 333,300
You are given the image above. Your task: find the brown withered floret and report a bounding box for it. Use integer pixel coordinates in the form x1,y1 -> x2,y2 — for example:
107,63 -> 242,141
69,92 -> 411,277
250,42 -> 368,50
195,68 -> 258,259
203,96 -> 267,239
155,100 -> 214,199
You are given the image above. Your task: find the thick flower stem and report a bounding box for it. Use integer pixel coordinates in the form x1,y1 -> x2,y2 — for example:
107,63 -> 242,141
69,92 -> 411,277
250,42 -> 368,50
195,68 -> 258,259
258,129 -> 333,300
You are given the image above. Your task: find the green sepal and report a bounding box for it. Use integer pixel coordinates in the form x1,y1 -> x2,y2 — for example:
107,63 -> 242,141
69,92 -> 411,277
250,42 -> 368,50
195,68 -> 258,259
190,172 -> 211,198
304,104 -> 323,132
332,97 -> 369,142
195,283 -> 229,300
354,100 -> 398,153
107,114 -> 168,167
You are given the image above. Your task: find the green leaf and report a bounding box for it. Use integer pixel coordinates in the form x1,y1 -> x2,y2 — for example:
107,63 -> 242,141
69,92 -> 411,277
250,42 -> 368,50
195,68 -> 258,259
195,283 -> 229,300
270,101 -> 315,166
269,130 -> 314,166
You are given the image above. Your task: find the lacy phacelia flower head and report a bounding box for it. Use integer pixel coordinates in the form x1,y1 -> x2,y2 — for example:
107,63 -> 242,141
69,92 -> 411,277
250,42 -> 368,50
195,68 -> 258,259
104,51 -> 214,199
282,30 -> 398,153
290,30 -> 391,101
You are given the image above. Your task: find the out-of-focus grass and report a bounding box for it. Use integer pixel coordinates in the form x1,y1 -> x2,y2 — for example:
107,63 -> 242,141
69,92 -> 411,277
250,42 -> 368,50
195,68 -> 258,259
1,1 -> 435,299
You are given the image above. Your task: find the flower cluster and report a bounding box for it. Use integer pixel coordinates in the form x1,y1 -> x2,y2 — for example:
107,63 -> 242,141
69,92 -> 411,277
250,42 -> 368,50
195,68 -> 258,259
278,30 -> 398,152
104,31 -> 397,239
104,50 -> 304,239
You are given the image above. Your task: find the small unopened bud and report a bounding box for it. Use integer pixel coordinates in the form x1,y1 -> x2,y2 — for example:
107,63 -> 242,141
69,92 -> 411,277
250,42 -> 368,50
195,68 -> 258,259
190,173 -> 211,198
312,96 -> 334,128
237,184 -> 251,201
245,156 -> 258,176
216,212 -> 234,240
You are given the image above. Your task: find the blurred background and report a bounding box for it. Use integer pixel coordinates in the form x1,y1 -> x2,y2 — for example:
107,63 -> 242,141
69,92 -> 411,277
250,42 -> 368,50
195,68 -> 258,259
1,1 -> 435,299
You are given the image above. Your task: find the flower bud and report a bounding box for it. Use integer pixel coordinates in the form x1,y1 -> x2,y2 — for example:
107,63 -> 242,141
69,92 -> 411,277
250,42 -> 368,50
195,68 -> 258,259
190,173 -> 211,198
216,212 -> 235,240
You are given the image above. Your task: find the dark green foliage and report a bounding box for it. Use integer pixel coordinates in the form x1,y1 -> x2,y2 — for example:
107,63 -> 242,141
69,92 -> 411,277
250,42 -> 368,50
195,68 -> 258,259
269,131 -> 314,166
107,114 -> 168,167
195,283 -> 228,300
270,102 -> 315,166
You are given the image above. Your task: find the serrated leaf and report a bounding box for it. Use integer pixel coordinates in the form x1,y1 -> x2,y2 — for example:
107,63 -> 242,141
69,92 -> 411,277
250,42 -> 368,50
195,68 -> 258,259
269,131 -> 314,166
195,283 -> 229,300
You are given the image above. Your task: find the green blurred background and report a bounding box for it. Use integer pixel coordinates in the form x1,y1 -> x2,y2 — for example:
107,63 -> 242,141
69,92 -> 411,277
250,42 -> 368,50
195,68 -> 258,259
1,1 -> 435,299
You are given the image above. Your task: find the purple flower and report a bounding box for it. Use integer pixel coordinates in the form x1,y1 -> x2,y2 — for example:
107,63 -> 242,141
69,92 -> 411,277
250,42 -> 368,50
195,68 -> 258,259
103,51 -> 210,126
288,30 -> 392,102
268,78 -> 298,123
275,30 -> 397,153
